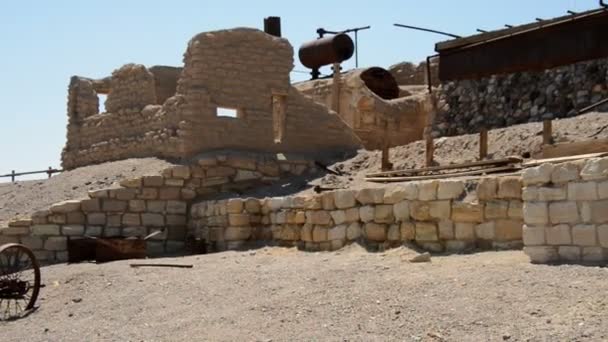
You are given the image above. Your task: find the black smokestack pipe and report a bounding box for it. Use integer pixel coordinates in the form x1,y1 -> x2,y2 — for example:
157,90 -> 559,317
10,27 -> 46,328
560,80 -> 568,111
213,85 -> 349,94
264,17 -> 281,37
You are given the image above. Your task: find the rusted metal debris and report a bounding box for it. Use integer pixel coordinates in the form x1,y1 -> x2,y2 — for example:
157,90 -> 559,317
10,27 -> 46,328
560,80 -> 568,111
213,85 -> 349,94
436,7 -> 608,80
68,230 -> 164,263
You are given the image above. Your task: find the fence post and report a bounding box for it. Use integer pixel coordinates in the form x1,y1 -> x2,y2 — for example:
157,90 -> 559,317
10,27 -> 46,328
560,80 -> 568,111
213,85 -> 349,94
47,166 -> 52,178
11,170 -> 15,182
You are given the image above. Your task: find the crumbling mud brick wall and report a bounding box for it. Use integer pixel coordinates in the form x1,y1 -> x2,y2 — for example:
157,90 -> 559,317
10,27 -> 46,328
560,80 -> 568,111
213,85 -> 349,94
433,58 -> 608,137
295,69 -> 429,150
62,28 -> 361,170
190,175 -> 524,253
523,157 -> 608,264
0,152 -> 317,263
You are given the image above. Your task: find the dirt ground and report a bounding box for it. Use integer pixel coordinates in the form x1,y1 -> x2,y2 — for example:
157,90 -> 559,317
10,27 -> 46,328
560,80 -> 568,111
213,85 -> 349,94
0,158 -> 176,226
1,246 -> 607,341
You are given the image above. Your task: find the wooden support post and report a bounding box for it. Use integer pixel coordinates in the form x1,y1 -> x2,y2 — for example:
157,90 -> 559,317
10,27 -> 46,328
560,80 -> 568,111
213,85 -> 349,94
11,170 -> 15,182
331,63 -> 341,114
424,93 -> 438,167
479,128 -> 488,160
543,119 -> 553,145
425,134 -> 434,167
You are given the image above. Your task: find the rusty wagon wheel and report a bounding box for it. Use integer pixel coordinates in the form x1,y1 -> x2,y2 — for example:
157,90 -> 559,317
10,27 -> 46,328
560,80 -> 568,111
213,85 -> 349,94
0,243 -> 41,320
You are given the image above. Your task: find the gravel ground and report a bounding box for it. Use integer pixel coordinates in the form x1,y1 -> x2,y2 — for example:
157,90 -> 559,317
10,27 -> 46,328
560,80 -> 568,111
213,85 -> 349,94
0,158 -> 176,226
2,246 -> 607,341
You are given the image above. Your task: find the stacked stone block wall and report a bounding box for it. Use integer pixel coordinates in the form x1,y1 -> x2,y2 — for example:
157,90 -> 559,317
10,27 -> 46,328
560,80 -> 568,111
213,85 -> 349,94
434,57 -> 608,137
190,176 -> 524,253
523,157 -> 608,264
0,153 -> 315,263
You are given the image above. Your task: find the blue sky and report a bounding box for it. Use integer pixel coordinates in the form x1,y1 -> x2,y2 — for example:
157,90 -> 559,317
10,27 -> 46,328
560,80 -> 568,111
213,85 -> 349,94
0,0 -> 600,181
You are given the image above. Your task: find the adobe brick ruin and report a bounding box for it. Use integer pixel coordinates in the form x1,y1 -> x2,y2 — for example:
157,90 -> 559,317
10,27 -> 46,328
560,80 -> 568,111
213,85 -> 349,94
62,28 -> 361,169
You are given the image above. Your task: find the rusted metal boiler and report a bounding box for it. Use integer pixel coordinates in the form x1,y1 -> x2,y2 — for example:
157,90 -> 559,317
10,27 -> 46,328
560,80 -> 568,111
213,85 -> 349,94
298,33 -> 355,79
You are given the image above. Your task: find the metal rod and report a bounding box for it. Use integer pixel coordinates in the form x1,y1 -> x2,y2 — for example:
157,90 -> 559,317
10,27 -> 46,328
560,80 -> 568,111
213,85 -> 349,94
426,54 -> 438,94
535,18 -> 544,22
567,10 -> 577,14
393,23 -> 461,38
355,30 -> 358,68
476,29 -> 488,33
505,24 -> 514,28
578,97 -> 608,114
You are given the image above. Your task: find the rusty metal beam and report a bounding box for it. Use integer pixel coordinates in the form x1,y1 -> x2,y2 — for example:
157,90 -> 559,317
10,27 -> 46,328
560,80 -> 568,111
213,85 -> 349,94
437,10 -> 608,81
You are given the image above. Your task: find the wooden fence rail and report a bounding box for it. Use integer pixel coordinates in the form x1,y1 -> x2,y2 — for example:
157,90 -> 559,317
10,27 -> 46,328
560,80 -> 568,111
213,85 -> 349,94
0,167 -> 63,182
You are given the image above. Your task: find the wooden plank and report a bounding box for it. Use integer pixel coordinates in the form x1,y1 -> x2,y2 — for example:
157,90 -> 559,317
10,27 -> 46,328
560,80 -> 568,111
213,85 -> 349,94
366,157 -> 522,178
479,128 -> 488,160
523,152 -> 608,167
366,165 -> 520,183
540,138 -> 608,159
543,120 -> 553,145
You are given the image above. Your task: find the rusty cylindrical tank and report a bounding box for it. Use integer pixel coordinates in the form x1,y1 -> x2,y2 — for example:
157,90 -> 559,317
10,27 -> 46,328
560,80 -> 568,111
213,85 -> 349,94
298,33 -> 355,69
359,67 -> 400,100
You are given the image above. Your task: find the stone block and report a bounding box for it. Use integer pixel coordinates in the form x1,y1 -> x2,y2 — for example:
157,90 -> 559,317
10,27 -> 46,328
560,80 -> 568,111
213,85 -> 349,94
410,202 -> 431,221
294,211 -> 306,224
0,236 -> 19,245
20,236 -> 43,250
331,239 -> 345,251
0,227 -> 29,236
107,214 -> 122,227
590,200 -> 608,223
374,205 -> 394,223
123,226 -> 147,238
599,224 -> 608,247
390,201 -> 408,221
438,220 -> 454,240
524,246 -> 559,263
451,202 -> 483,223
164,178 -> 184,187
419,242 -> 443,253
128,200 -> 146,212
445,240 -> 474,252
497,177 -> 522,199
580,157 -> 608,181
523,202 -> 548,225
321,192 -> 335,210
166,200 -> 187,214
549,201 -> 579,224
141,213 -> 164,227
102,199 -> 127,212
45,237 -> 68,251
494,219 -> 522,241
86,226 -> 103,237
364,223 -> 386,241
417,181 -> 438,201
523,186 -> 567,201
88,189 -> 109,198
359,206 -> 375,222
113,188 -> 137,201
477,177 -> 497,200
312,226 -> 328,242
50,200 -> 81,213
147,201 -> 166,213
122,213 -> 141,226
454,223 -> 475,240
387,224 -> 400,241
334,190 -> 356,209
400,222 -> 415,241
244,199 -> 261,213
301,224 -> 314,242
475,222 -> 495,241
558,246 -> 581,261
346,222 -> 362,240
228,213 -> 250,226
344,208 -> 359,223
66,212 -> 85,224
551,163 -> 579,184
234,170 -> 262,182
485,200 -> 509,219
306,211 -> 332,225
31,224 -> 60,236
328,225 -> 347,240
508,200 -> 523,219
572,224 -> 597,246
383,185 -> 408,204
143,176 -> 164,187
522,163 -> 553,186
138,188 -> 158,200
415,222 -> 438,241
429,200 -> 451,219
356,188 -> 385,204
171,165 -> 191,179
119,177 -> 142,188
523,225 -> 545,246
437,180 -> 464,200
582,247 -> 605,262
62,225 -> 85,236
159,187 -> 181,200
545,224 -> 571,245
224,227 -> 251,241
330,210 -> 347,225
81,198 -> 101,212
567,182 -> 598,201
6,219 -> 31,228
303,196 -> 322,210
48,214 -> 66,224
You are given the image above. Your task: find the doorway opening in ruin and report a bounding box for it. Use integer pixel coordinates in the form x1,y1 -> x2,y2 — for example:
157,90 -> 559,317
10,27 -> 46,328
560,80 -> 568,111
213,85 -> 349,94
98,94 -> 107,113
272,94 -> 286,143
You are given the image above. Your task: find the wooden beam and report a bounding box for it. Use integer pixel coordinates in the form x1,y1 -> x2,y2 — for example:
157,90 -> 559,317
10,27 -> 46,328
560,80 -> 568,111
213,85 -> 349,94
479,128 -> 488,160
366,165 -> 520,183
366,157 -> 522,178
543,119 -> 553,145
381,140 -> 392,171
523,152 -> 608,167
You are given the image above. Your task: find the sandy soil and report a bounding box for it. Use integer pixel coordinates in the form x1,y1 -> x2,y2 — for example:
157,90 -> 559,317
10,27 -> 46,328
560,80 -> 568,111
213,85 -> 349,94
0,158 -> 176,226
2,246 -> 607,341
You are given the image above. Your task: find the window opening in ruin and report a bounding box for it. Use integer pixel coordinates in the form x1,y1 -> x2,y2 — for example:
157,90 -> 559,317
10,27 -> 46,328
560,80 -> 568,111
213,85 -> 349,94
98,94 -> 107,113
216,107 -> 239,118
272,94 -> 287,143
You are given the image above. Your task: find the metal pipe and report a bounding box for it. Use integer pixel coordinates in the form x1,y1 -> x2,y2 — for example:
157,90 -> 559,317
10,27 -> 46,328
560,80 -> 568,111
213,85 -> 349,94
426,54 -> 439,94
578,97 -> 608,115
394,23 -> 461,38
505,24 -> 514,28
476,29 -> 488,33
567,10 -> 577,14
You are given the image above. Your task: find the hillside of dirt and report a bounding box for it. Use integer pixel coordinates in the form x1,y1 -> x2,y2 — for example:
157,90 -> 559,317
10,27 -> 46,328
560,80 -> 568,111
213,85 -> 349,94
0,158 -> 177,226
2,248 -> 607,341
